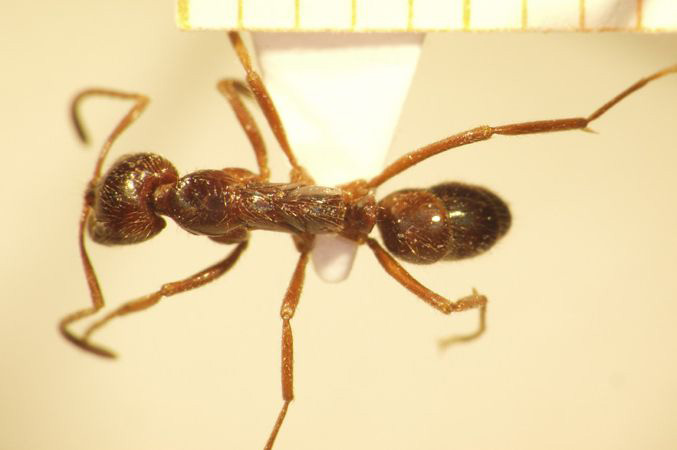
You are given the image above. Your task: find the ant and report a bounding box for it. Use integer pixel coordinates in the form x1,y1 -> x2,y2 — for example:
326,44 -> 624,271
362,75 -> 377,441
60,31 -> 676,450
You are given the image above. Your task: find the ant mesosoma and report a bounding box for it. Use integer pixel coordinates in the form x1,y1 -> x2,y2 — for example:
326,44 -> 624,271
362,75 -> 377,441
60,32 -> 676,450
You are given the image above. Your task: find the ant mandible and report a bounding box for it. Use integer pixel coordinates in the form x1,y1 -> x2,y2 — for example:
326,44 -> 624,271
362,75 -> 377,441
60,31 -> 676,450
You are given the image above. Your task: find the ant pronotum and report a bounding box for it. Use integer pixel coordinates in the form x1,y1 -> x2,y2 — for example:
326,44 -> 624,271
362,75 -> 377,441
59,31 -> 676,450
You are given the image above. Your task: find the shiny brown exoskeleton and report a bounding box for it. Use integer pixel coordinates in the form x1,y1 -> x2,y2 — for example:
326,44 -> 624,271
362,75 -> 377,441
60,32 -> 677,450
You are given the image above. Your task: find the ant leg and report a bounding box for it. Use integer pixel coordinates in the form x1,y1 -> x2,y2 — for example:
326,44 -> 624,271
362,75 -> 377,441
66,242 -> 248,358
216,79 -> 270,180
368,64 -> 677,188
265,250 -> 309,450
60,89 -> 151,356
437,303 -> 487,351
366,238 -> 487,347
227,32 -> 312,183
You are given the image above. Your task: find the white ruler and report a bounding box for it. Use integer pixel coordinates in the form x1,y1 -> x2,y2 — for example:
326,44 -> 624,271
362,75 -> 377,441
178,0 -> 677,32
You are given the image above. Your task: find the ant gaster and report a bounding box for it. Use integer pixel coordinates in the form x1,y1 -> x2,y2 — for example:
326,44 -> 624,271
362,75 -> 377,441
60,32 -> 676,450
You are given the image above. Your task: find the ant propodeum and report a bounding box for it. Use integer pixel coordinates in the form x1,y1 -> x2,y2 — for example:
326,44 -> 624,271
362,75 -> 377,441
60,32 -> 676,449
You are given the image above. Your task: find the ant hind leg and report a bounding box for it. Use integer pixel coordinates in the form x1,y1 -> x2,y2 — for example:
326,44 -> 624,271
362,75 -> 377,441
366,238 -> 488,349
437,294 -> 487,350
367,64 -> 677,188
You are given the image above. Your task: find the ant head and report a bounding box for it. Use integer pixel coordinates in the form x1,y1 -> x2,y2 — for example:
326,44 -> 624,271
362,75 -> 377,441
88,153 -> 178,245
376,182 -> 511,264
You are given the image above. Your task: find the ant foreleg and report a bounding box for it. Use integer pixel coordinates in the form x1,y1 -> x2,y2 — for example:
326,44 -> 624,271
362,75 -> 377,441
227,32 -> 313,184
64,242 -> 248,358
366,238 -> 487,347
265,249 -> 310,450
217,79 -> 271,180
367,64 -> 677,188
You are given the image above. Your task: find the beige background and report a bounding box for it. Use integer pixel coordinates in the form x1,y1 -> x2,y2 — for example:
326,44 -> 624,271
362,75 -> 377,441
2,2 -> 677,450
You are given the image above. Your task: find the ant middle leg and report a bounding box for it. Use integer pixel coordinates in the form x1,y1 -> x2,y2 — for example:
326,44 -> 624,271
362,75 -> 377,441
367,64 -> 677,188
265,245 -> 310,450
64,241 -> 248,358
217,79 -> 271,180
366,238 -> 487,347
227,32 -> 313,184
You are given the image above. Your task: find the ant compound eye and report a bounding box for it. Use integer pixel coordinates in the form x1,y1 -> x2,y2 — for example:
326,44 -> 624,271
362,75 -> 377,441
376,183 -> 511,264
377,189 -> 453,264
429,182 -> 511,260
88,153 -> 178,245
